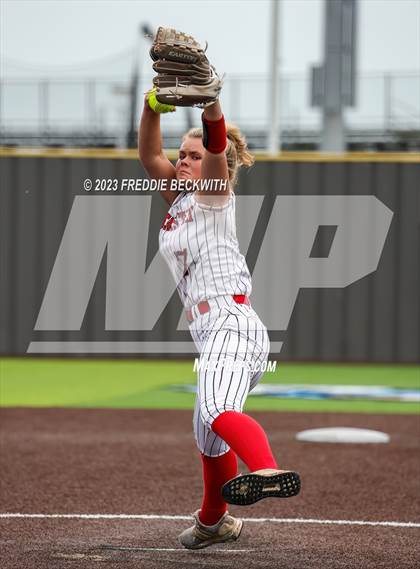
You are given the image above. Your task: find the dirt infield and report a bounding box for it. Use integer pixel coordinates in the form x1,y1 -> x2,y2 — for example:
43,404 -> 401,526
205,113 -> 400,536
1,408 -> 419,568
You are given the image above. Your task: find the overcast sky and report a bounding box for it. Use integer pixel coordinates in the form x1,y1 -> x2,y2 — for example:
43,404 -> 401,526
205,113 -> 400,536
1,0 -> 419,79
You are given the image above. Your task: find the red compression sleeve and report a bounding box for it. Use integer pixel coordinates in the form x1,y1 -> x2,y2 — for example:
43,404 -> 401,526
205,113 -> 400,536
211,411 -> 278,471
202,114 -> 227,154
199,450 -> 238,526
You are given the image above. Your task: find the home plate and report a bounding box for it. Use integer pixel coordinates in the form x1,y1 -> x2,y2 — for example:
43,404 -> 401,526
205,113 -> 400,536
296,427 -> 390,444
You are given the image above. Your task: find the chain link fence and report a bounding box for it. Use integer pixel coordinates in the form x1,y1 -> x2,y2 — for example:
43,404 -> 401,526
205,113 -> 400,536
1,72 -> 419,149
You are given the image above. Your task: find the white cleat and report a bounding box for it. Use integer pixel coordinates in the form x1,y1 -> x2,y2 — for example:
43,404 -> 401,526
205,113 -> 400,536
178,510 -> 243,550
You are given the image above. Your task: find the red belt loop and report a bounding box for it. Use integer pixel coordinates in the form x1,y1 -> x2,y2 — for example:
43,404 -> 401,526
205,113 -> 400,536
198,300 -> 210,315
186,309 -> 193,322
233,294 -> 250,306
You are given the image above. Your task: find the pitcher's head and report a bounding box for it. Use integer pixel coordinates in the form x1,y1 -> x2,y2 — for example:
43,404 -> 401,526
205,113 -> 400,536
176,124 -> 254,187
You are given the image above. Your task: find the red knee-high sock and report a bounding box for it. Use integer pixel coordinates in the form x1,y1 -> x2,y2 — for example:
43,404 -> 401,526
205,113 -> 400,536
199,449 -> 238,526
211,411 -> 278,471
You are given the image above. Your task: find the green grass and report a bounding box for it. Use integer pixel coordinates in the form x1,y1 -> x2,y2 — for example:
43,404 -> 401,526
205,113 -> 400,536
0,358 -> 419,414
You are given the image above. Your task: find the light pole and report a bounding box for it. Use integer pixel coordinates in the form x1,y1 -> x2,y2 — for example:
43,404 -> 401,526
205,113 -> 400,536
267,0 -> 281,154
126,23 -> 153,148
311,0 -> 357,152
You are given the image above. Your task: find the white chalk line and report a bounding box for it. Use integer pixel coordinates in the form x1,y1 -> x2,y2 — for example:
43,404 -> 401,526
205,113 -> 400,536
1,513 -> 419,528
101,546 -> 254,553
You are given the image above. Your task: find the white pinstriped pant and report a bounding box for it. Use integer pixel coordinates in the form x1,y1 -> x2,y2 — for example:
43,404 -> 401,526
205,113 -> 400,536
188,295 -> 270,457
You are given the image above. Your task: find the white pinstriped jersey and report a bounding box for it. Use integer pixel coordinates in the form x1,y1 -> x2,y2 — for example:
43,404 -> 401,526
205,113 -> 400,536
159,190 -> 252,309
160,189 -> 269,458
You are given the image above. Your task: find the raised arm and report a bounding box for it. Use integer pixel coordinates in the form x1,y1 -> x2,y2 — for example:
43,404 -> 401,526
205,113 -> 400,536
138,95 -> 177,206
198,100 -> 230,201
147,27 -> 232,205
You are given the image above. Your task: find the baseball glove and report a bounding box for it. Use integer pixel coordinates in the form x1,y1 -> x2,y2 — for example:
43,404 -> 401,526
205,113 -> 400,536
150,26 -> 223,108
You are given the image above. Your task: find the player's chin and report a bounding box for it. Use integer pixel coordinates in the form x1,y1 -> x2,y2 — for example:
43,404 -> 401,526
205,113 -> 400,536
177,172 -> 192,180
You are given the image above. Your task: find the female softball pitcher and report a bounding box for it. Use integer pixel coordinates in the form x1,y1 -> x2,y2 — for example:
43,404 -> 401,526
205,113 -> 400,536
138,27 -> 300,550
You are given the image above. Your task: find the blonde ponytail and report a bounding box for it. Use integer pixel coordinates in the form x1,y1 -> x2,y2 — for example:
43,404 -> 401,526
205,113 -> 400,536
184,122 -> 254,188
225,124 -> 255,187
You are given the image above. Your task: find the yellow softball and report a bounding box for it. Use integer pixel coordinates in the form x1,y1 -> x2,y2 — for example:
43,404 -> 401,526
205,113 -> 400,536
147,88 -> 176,114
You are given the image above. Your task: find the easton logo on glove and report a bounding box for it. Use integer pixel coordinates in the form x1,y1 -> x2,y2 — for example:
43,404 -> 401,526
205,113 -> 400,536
167,50 -> 198,63
150,26 -> 223,108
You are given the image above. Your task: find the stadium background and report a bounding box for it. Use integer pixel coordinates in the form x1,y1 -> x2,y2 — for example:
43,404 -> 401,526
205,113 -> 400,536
1,1 -> 419,568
